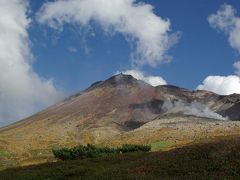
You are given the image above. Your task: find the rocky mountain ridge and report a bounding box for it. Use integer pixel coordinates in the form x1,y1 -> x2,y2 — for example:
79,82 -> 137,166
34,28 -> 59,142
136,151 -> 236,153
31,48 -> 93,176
0,74 -> 240,168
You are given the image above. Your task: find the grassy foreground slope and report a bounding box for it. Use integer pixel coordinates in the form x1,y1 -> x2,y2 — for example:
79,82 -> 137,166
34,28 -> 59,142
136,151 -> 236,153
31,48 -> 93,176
1,137 -> 240,179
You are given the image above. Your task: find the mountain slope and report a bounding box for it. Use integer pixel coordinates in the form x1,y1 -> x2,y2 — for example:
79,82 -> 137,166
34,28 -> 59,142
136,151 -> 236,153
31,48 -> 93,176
0,74 -> 240,168
1,137 -> 240,179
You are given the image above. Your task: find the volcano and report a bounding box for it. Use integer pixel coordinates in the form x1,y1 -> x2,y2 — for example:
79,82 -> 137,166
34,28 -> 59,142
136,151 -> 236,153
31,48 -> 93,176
0,74 -> 240,167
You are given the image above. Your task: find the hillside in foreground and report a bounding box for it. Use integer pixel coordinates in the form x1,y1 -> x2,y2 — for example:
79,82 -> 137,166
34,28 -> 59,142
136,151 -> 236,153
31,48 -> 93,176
1,136 -> 240,179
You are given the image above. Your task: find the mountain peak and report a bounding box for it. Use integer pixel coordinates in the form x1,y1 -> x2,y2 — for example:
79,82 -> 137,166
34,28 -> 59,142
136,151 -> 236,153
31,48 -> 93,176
86,74 -> 148,91
105,73 -> 137,85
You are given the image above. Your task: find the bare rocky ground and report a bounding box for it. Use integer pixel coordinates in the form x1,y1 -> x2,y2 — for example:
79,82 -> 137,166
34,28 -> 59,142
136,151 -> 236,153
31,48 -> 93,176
104,114 -> 240,148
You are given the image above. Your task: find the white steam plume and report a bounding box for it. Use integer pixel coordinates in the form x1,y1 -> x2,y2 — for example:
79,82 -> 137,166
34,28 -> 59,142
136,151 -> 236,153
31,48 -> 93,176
36,0 -> 179,67
0,0 -> 63,126
163,100 -> 227,120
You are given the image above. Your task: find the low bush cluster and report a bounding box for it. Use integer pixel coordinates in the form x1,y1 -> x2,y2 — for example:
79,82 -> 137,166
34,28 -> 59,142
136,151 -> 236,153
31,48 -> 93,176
120,144 -> 151,153
53,144 -> 151,160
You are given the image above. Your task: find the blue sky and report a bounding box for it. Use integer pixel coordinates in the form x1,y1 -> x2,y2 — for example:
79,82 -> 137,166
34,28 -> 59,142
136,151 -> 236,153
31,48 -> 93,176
29,0 -> 240,93
1,0 -> 240,125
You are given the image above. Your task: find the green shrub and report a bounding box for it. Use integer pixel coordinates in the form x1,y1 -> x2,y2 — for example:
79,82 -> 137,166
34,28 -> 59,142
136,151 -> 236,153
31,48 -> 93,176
53,144 -> 151,161
120,144 -> 151,153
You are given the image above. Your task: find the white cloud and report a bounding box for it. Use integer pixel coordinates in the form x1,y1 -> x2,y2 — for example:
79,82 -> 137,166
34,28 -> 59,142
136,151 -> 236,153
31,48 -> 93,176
120,69 -> 167,86
0,0 -> 63,126
197,75 -> 240,95
233,61 -> 240,75
37,0 -> 179,67
197,5 -> 240,96
68,47 -> 78,53
208,4 -> 240,53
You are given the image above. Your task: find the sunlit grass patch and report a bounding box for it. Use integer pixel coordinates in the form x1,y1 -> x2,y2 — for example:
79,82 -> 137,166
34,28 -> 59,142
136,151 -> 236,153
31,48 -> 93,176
151,140 -> 176,151
0,151 -> 11,158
